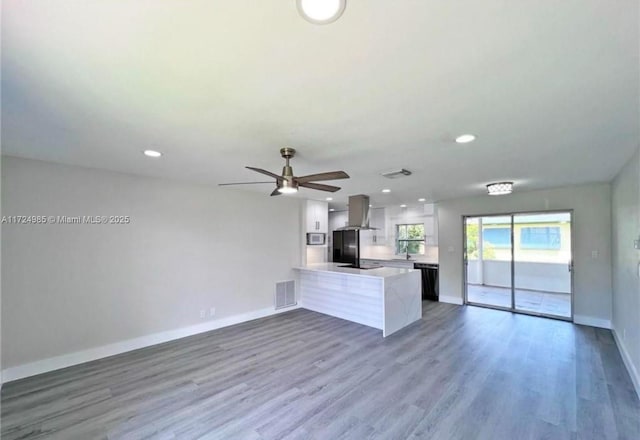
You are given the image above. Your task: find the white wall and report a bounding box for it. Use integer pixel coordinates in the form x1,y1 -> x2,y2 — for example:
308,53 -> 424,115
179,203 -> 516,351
0,154 -> 2,388
305,246 -> 327,264
611,147 -> 640,395
438,183 -> 612,325
1,157 -> 302,372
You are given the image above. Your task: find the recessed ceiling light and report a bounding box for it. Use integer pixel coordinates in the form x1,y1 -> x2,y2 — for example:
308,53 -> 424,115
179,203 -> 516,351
143,149 -> 162,158
326,197 -> 333,201
297,0 -> 346,25
400,204 -> 407,208
486,181 -> 513,195
369,204 -> 373,207
455,134 -> 476,144
418,198 -> 426,202
329,208 -> 335,212
382,189 -> 391,193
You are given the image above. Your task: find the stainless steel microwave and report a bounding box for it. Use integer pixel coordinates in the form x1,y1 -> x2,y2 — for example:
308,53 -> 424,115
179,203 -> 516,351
307,233 -> 326,245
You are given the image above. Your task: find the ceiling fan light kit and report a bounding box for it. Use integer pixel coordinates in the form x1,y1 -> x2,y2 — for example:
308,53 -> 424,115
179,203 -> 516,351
278,179 -> 298,194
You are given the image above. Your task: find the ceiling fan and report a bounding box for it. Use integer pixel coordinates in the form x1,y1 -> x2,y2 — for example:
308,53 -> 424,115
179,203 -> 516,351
218,147 -> 350,196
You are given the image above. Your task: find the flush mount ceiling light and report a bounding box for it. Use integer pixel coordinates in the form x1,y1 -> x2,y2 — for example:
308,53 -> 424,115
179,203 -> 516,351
455,134 -> 476,144
329,208 -> 335,212
143,149 -> 162,158
382,189 -> 391,193
325,197 -> 333,201
486,181 -> 513,196
400,204 -> 407,208
297,0 -> 346,24
418,198 -> 426,202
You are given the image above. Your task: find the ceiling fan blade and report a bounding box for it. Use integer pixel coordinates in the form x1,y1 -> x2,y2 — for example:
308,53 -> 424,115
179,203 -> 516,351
270,188 -> 282,196
218,181 -> 274,186
295,171 -> 350,184
246,167 -> 284,182
299,182 -> 341,192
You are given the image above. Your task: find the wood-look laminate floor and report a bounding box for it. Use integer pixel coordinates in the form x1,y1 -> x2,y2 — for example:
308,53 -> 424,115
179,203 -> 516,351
467,284 -> 572,317
2,302 -> 639,439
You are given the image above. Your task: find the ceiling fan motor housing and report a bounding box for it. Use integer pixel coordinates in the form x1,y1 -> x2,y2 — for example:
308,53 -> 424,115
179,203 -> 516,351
282,165 -> 294,179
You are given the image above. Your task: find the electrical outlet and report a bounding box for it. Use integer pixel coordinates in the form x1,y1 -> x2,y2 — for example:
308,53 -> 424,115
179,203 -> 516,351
634,239 -> 640,250
209,307 -> 216,317
591,250 -> 599,259
199,309 -> 206,319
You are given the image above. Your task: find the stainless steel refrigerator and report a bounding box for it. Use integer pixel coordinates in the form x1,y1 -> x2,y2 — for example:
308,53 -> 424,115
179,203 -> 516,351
332,230 -> 359,265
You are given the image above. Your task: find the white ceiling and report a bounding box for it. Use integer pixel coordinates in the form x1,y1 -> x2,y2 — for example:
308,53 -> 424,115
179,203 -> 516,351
2,0 -> 639,209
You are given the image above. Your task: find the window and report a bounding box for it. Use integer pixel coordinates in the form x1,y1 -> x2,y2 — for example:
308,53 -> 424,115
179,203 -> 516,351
520,227 -> 561,250
396,223 -> 425,254
482,227 -> 511,248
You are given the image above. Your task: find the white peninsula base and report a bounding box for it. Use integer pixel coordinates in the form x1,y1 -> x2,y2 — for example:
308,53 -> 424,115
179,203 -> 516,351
294,263 -> 422,337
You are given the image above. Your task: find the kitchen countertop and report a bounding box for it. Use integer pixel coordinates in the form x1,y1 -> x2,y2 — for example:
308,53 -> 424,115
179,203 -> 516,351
360,257 -> 439,265
295,262 -> 416,279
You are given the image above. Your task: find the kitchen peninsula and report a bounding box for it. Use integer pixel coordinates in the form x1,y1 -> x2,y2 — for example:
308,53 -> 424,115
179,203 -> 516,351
294,263 -> 421,337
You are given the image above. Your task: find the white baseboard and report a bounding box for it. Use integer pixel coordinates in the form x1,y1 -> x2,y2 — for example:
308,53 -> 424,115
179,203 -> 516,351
573,314 -> 612,329
612,327 -> 640,399
1,305 -> 300,384
439,295 -> 463,305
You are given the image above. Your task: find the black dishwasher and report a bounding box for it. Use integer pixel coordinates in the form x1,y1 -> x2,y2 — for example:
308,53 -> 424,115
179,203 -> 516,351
414,263 -> 439,301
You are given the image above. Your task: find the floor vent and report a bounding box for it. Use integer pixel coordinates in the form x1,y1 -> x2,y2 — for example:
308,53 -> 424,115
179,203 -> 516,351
275,280 -> 296,309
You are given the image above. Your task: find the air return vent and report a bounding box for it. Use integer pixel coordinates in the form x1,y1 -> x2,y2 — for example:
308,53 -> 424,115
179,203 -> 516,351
381,169 -> 412,179
275,280 -> 296,309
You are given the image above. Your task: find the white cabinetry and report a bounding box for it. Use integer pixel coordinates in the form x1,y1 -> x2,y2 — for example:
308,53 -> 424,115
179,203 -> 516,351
424,203 -> 438,246
306,200 -> 328,233
359,259 -> 384,268
370,208 -> 386,244
380,260 -> 415,269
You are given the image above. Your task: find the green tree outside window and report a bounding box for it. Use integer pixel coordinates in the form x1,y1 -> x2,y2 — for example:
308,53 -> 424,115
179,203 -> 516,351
465,223 -> 497,259
396,224 -> 425,254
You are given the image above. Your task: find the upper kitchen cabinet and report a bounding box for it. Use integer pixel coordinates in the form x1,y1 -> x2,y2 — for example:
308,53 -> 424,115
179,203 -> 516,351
370,207 -> 386,243
424,203 -> 438,246
306,200 -> 328,233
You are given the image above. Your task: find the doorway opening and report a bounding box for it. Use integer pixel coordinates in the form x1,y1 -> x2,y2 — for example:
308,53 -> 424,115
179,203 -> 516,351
463,211 -> 573,320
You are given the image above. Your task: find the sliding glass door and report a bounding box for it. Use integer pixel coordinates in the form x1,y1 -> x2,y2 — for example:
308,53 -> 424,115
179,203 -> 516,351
464,211 -> 573,320
464,215 -> 513,310
513,213 -> 572,318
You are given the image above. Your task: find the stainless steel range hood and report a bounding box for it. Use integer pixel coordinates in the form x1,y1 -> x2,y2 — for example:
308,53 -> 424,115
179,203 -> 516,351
337,194 -> 377,230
